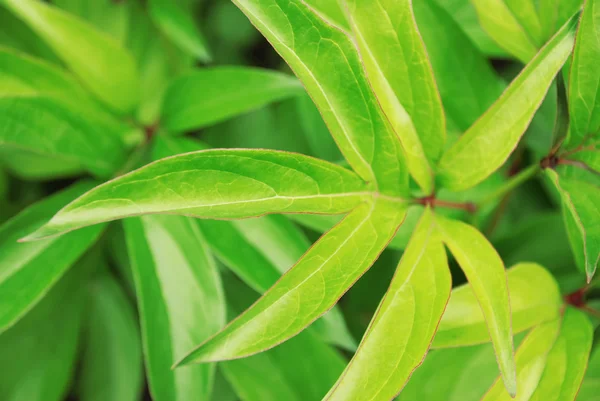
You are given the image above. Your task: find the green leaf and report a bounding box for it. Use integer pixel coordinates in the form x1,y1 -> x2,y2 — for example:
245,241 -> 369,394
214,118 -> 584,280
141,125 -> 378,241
0,181 -> 103,333
3,0 -> 139,113
177,199 -> 406,365
434,215 -> 516,396
302,0 -> 350,31
0,96 -> 127,178
529,308 -> 593,401
343,0 -> 446,193
148,0 -> 211,62
0,252 -> 88,401
437,16 -> 578,191
124,215 -> 226,401
481,319 -> 561,401
577,343 -> 600,400
25,149 -> 369,240
233,0 -> 408,195
52,0 -> 130,42
77,272 -> 143,401
433,262 -> 562,348
547,170 -> 600,281
539,0 -> 584,43
567,0 -> 600,148
323,208 -> 451,401
161,67 -> 304,133
413,0 -> 506,132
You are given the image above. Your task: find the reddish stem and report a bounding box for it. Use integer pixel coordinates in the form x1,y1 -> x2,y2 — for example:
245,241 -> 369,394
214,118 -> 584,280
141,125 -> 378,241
416,196 -> 477,213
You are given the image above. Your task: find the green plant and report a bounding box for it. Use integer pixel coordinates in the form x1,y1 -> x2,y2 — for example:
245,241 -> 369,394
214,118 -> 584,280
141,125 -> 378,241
0,0 -> 599,400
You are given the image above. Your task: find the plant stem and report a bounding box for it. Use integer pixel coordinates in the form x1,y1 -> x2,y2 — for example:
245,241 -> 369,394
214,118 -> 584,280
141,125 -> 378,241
478,164 -> 540,208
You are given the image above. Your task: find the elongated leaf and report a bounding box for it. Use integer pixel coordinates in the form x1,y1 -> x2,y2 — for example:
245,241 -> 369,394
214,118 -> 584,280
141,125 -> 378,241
125,215 -> 225,401
433,263 -> 562,347
303,0 -> 350,31
52,0 -> 130,42
25,149 -> 369,240
482,319 -> 561,401
413,0 -> 506,131
438,16 -> 578,191
529,308 -> 593,401
149,0 -> 211,62
233,0 -> 408,195
162,68 -> 303,133
568,0 -> 600,148
539,0 -> 584,42
343,0 -> 445,192
0,182 -> 103,333
177,199 -> 406,365
435,215 -> 516,395
78,272 -> 143,401
3,0 -> 139,113
324,208 -> 451,401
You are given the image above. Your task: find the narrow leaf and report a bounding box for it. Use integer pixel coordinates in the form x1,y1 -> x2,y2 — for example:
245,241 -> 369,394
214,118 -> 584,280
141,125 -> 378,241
124,215 -> 226,401
433,263 -> 562,347
0,182 -> 103,333
177,199 -> 406,365
233,0 -> 408,195
438,16 -> 578,191
324,208 -> 451,401
435,215 -> 516,396
162,68 -> 304,133
3,0 -> 139,113
24,149 -> 369,240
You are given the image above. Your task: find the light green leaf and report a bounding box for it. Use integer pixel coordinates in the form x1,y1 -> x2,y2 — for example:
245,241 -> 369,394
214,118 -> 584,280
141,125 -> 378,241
324,208 -> 451,401
437,16 -> 578,191
0,148 -> 83,180
343,0 -> 446,193
529,308 -> 593,401
413,0 -> 506,132
177,199 -> 406,365
124,215 -> 226,401
0,182 -> 103,333
0,96 -> 127,178
435,215 -> 516,396
302,0 -> 350,32
482,319 -> 561,401
3,0 -> 139,113
24,149 -> 369,240
161,67 -> 304,133
148,0 -> 211,62
433,263 -> 562,348
233,0 -> 408,195
577,344 -> 600,400
567,0 -> 600,148
78,272 -> 143,401
539,0 -> 584,43
52,0 -> 130,42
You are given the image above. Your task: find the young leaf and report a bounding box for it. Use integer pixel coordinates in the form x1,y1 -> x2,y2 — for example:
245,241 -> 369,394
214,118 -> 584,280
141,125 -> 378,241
24,149 -> 369,240
435,215 -> 516,396
124,215 -> 226,401
567,0 -> 600,148
233,0 -> 408,195
433,263 -> 562,347
161,68 -> 304,133
78,272 -> 143,401
2,0 -> 139,113
324,208 -> 451,401
342,0 -> 446,193
176,199 -> 407,365
528,308 -> 593,401
437,16 -> 578,191
0,181 -> 103,333
148,0 -> 211,62
481,319 -> 561,401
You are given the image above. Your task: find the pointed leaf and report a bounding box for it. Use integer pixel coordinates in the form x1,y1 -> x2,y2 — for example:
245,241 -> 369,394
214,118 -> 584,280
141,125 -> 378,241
433,263 -> 562,347
78,272 -> 143,401
24,149 -> 369,240
177,199 -> 406,365
233,0 -> 408,195
162,67 -> 304,133
438,16 -> 578,191
324,208 -> 451,401
539,0 -> 584,43
435,215 -> 516,396
3,0 -> 139,113
343,0 -> 445,192
124,215 -> 226,401
0,182 -> 103,333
